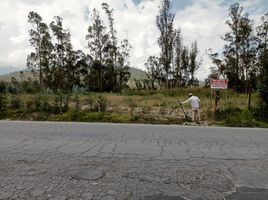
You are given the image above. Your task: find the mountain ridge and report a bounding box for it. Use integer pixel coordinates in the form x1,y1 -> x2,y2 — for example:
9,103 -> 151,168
0,67 -> 148,82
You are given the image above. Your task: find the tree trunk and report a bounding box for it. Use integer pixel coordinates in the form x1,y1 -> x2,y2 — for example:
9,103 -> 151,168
248,83 -> 252,110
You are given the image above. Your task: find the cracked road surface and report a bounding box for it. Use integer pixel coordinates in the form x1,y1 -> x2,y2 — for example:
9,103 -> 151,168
0,121 -> 268,200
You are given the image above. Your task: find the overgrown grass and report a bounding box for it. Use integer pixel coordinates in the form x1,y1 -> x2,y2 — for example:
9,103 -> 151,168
215,107 -> 268,128
0,89 -> 267,127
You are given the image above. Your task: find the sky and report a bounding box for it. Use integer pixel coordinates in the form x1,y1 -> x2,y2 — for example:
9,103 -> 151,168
0,0 -> 267,80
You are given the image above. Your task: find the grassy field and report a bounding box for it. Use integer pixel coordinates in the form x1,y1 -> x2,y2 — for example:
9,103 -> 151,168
0,88 -> 267,127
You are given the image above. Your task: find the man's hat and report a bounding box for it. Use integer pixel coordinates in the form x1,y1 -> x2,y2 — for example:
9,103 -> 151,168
188,93 -> 193,97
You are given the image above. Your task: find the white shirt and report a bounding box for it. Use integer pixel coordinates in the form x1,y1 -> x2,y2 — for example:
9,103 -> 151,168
182,96 -> 200,108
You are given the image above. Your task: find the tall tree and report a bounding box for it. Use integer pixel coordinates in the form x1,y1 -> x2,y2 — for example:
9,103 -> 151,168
102,2 -> 117,65
172,29 -> 183,87
223,3 -> 242,90
181,46 -> 190,87
257,12 -> 268,112
145,56 -> 161,90
116,39 -> 131,91
86,9 -> 109,92
188,41 -> 199,86
27,11 -> 53,91
223,3 -> 257,92
50,16 -> 77,92
156,0 -> 175,87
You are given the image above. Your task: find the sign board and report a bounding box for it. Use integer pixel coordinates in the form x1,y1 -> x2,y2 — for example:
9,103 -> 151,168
210,79 -> 228,89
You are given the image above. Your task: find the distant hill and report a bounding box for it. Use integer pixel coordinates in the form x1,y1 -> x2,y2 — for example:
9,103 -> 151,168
129,67 -> 147,80
0,70 -> 34,82
0,67 -> 147,82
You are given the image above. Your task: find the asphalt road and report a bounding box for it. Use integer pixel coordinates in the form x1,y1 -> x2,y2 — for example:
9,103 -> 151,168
0,121 -> 268,200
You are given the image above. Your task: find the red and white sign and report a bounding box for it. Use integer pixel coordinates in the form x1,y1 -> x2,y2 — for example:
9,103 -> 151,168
210,79 -> 228,89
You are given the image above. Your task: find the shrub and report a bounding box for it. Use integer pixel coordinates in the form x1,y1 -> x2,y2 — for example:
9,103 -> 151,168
84,96 -> 96,112
25,95 -> 52,113
96,95 -> 109,112
0,81 -> 7,93
6,84 -> 19,94
53,93 -> 70,114
216,107 -> 263,127
10,95 -> 22,109
0,94 -> 7,111
253,107 -> 268,123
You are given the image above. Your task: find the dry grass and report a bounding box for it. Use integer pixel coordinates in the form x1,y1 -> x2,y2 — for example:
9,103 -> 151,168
1,89 -> 264,127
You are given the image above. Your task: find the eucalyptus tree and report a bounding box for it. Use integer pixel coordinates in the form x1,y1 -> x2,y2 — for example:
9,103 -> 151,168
27,11 -> 53,91
223,3 -> 258,92
102,3 -> 117,64
156,0 -> 175,87
257,12 -> 268,111
86,4 -> 131,92
222,5 -> 239,90
181,46 -> 190,87
102,3 -> 131,91
50,16 -> 79,92
240,13 -> 258,97
116,39 -> 131,91
86,9 -> 110,92
222,3 -> 242,90
145,56 -> 161,90
172,29 -> 183,87
188,41 -> 199,86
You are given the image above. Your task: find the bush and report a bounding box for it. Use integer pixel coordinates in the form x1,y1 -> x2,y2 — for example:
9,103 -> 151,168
253,107 -> 268,122
53,93 -> 70,114
96,95 -> 109,112
21,80 -> 40,94
0,81 -> 7,93
25,95 -> 52,113
10,95 -> 22,109
216,107 -> 265,127
0,94 -> 7,111
6,84 -> 19,94
84,96 -> 96,111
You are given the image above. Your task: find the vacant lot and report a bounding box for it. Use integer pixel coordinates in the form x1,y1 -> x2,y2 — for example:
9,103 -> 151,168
1,88 -> 266,127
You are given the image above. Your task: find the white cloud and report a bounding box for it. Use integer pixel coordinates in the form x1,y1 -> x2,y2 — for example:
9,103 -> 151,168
0,0 -> 266,81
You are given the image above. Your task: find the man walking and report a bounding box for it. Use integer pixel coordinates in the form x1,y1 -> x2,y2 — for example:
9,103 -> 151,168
181,93 -> 200,123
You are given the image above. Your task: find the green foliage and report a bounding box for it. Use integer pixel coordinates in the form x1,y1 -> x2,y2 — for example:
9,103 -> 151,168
0,94 -> 7,112
27,11 -> 53,91
85,6 -> 131,93
0,81 -> 7,93
25,94 -> 52,113
257,13 -> 268,114
0,91 -> 266,127
52,93 -> 70,114
6,82 -> 19,94
253,107 -> 268,122
149,1 -> 200,88
10,95 -> 22,110
156,0 -> 175,84
209,3 -> 258,93
21,80 -> 40,94
216,107 -> 268,127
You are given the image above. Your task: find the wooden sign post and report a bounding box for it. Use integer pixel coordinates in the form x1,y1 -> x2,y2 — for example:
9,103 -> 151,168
210,79 -> 228,117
